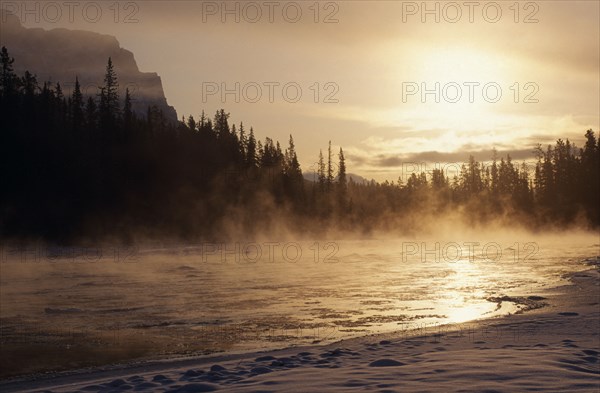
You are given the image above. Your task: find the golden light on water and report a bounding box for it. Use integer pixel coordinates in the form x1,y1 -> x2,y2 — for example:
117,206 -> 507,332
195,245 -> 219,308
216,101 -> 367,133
446,301 -> 498,324
439,257 -> 495,324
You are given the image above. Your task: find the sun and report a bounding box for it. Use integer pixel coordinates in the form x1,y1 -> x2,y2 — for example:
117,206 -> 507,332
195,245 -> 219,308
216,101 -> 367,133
417,45 -> 513,84
383,44 -> 520,138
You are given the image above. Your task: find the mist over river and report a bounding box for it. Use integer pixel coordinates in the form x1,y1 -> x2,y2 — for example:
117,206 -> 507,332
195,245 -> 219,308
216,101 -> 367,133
1,233 -> 598,376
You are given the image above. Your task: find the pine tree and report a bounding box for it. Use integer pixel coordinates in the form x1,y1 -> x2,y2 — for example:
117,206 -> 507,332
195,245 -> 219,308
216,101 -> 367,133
0,46 -> 18,99
55,82 -> 63,101
123,87 -> 133,128
239,122 -> 247,161
580,130 -> 600,223
99,57 -> 120,131
247,127 -> 257,168
257,140 -> 263,165
318,149 -> 326,191
213,109 -> 230,138
491,149 -> 499,196
71,77 -> 84,131
338,147 -> 346,187
261,137 -> 274,167
21,71 -> 38,97
327,141 -> 334,190
285,134 -> 302,180
104,58 -> 119,113
199,110 -> 206,130
337,147 -> 347,205
275,141 -> 284,167
85,96 -> 97,131
431,168 -> 447,190
186,115 -> 196,131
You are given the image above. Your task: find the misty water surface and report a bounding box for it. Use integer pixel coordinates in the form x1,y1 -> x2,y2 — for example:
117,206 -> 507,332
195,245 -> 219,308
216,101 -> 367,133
1,234 -> 598,365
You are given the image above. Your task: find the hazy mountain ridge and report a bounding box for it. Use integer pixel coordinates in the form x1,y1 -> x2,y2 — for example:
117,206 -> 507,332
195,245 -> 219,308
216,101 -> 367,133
0,11 -> 177,123
303,171 -> 371,184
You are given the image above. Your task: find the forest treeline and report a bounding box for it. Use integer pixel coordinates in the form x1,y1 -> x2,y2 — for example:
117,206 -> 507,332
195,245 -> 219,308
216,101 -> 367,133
1,47 -> 598,243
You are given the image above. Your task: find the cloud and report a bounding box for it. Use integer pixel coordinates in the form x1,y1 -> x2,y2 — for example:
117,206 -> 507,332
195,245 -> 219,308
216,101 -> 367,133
371,148 -> 538,168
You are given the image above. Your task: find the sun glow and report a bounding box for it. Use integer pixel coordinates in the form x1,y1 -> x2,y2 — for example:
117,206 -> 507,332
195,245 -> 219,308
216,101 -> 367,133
416,46 -> 514,84
375,44 -> 525,148
438,258 -> 493,324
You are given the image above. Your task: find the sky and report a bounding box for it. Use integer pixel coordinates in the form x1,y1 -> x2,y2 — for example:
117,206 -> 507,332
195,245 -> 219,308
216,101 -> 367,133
3,0 -> 599,181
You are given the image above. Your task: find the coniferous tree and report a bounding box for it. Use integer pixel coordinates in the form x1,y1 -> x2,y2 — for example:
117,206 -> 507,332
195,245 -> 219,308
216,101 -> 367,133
580,130 -> 600,223
55,82 -> 63,100
85,96 -> 97,131
247,127 -> 257,168
1,47 -> 599,240
491,149 -> 499,197
213,109 -> 230,139
123,87 -> 133,129
186,115 -> 196,131
327,141 -> 334,190
99,57 -> 120,132
71,77 -> 84,132
318,149 -> 326,191
337,147 -> 347,206
285,135 -> 301,178
257,140 -> 263,164
0,46 -> 18,99
21,71 -> 38,97
239,122 -> 247,162
198,110 -> 206,130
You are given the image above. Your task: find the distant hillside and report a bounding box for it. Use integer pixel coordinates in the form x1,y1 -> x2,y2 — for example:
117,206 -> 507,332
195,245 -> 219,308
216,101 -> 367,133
303,171 -> 371,184
0,11 -> 177,123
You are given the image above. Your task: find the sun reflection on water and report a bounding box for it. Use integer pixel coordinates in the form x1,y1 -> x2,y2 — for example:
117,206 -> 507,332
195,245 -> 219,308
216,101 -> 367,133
438,257 -> 495,324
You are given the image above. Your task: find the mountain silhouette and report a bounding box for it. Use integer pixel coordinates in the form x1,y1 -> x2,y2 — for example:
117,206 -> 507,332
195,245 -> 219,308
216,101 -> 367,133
0,11 -> 177,123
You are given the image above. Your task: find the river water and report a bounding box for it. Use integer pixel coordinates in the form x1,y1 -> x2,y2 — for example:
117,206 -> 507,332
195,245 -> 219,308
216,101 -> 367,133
0,234 -> 598,376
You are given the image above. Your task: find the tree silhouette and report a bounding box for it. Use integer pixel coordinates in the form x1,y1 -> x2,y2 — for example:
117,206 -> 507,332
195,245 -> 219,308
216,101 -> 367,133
98,57 -> 120,133
71,77 -> 84,132
0,46 -> 598,242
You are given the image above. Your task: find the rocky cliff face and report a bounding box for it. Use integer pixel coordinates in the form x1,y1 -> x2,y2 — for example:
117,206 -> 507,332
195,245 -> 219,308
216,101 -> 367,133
0,12 -> 178,123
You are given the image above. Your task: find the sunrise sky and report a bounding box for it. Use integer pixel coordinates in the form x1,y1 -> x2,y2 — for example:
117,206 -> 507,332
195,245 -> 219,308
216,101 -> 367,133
6,0 -> 599,181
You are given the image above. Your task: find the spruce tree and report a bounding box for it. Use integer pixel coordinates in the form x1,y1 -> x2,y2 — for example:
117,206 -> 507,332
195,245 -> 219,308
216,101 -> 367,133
327,141 -> 334,190
0,46 -> 18,99
123,87 -> 133,128
318,149 -> 326,191
71,77 -> 84,131
99,57 -> 120,131
247,127 -> 257,168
